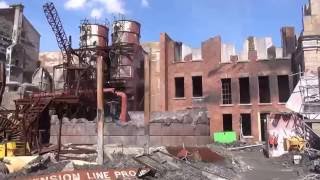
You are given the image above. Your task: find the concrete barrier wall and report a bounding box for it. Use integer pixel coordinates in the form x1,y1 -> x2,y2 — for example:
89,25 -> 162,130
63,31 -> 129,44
50,122 -> 211,146
50,135 -> 211,146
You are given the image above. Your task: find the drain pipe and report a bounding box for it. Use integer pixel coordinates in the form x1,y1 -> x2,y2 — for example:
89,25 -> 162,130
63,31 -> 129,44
103,88 -> 127,123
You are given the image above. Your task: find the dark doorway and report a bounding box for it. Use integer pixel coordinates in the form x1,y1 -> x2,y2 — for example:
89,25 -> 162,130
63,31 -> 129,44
175,77 -> 184,98
258,76 -> 271,103
241,113 -> 252,136
192,76 -> 203,97
239,77 -> 250,104
223,114 -> 233,131
260,113 -> 269,141
277,75 -> 290,103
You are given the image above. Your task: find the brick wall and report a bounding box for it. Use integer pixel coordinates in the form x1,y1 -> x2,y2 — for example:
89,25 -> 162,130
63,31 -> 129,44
145,29 -> 296,141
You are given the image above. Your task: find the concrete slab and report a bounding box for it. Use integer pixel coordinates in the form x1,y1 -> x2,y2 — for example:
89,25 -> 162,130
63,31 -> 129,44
50,123 -> 145,136
50,135 -> 211,146
149,123 -> 210,136
149,136 -> 211,146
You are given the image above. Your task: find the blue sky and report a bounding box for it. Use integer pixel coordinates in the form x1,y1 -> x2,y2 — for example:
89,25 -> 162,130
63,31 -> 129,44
1,0 -> 308,52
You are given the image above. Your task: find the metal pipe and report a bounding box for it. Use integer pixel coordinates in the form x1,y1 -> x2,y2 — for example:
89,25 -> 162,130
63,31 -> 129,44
115,91 -> 127,123
103,88 -> 115,93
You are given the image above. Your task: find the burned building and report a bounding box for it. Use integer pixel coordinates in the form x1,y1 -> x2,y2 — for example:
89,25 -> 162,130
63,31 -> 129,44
0,4 -> 40,85
0,4 -> 40,108
293,0 -> 320,76
143,27 -> 296,141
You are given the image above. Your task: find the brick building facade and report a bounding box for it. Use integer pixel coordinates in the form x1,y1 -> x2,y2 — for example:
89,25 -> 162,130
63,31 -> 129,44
143,27 -> 297,141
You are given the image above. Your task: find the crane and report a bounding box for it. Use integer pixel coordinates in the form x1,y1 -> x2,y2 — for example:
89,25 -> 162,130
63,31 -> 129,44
43,2 -> 71,63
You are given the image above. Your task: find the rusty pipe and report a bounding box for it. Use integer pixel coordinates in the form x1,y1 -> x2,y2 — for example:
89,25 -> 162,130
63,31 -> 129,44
115,91 -> 127,123
103,88 -> 115,93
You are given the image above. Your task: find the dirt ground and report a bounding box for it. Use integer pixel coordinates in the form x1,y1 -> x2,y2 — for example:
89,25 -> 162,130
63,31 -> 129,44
233,151 -> 305,180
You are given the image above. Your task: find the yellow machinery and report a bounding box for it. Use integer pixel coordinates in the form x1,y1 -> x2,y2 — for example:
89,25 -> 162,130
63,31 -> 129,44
284,136 -> 308,151
0,142 -> 16,158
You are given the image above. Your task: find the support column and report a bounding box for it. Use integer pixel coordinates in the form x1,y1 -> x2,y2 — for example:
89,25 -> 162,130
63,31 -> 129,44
96,55 -> 104,165
144,51 -> 150,153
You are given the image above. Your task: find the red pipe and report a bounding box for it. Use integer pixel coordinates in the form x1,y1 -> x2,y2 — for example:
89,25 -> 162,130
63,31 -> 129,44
114,91 -> 128,123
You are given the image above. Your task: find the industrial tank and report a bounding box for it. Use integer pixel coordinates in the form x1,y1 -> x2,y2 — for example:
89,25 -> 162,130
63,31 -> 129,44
111,20 -> 141,79
111,20 -> 140,45
80,23 -> 109,48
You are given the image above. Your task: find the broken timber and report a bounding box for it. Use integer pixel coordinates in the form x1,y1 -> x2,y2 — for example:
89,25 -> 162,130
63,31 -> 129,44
227,144 -> 263,151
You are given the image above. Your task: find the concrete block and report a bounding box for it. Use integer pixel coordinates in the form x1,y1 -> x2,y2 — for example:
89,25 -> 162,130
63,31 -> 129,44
50,123 -> 145,136
50,135 -> 97,144
50,135 -> 148,146
50,124 -> 96,136
104,123 -> 145,136
149,136 -> 211,146
149,123 -> 210,136
104,136 -> 148,146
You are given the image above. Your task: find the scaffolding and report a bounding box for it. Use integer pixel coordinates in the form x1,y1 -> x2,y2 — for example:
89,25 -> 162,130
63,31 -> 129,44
295,72 -> 320,149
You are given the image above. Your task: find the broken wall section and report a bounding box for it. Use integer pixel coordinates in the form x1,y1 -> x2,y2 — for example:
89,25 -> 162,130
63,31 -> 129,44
221,27 -> 295,63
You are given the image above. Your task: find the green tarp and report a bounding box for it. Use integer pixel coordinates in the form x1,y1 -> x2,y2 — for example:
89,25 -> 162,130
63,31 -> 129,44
213,131 -> 237,144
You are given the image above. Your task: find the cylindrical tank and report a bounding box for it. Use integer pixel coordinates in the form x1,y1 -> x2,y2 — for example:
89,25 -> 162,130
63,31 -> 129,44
80,24 -> 109,48
111,20 -> 140,45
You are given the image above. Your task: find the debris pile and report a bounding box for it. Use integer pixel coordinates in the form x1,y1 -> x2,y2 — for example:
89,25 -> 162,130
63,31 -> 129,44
1,145 -> 250,180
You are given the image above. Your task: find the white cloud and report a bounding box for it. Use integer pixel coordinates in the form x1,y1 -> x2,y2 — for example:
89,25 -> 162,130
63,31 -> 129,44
96,0 -> 126,14
90,8 -> 103,19
64,0 -> 127,17
64,0 -> 87,9
0,1 -> 9,9
141,0 -> 149,7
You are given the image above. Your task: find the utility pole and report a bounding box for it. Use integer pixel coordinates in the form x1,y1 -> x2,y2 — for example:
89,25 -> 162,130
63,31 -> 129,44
96,55 -> 104,165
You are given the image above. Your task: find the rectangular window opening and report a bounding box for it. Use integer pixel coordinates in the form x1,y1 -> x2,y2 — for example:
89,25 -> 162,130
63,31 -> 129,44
277,75 -> 290,103
174,42 -> 182,62
223,114 -> 233,131
239,77 -> 250,104
175,77 -> 184,98
241,113 -> 252,136
192,76 -> 203,97
258,76 -> 271,103
221,78 -> 232,104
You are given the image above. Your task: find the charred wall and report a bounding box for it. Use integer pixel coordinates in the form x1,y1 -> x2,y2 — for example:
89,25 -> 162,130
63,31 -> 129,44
0,7 -> 40,83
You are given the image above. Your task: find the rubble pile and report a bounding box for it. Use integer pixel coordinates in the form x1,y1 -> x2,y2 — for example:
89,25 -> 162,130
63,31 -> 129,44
1,145 -> 249,180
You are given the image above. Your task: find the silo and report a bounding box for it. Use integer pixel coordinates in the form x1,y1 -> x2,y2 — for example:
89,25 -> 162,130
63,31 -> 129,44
111,20 -> 140,45
80,23 -> 109,48
111,20 -> 141,79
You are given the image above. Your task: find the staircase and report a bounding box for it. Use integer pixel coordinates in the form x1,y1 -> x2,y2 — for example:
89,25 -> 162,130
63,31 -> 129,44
295,75 -> 320,150
12,96 -> 52,155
